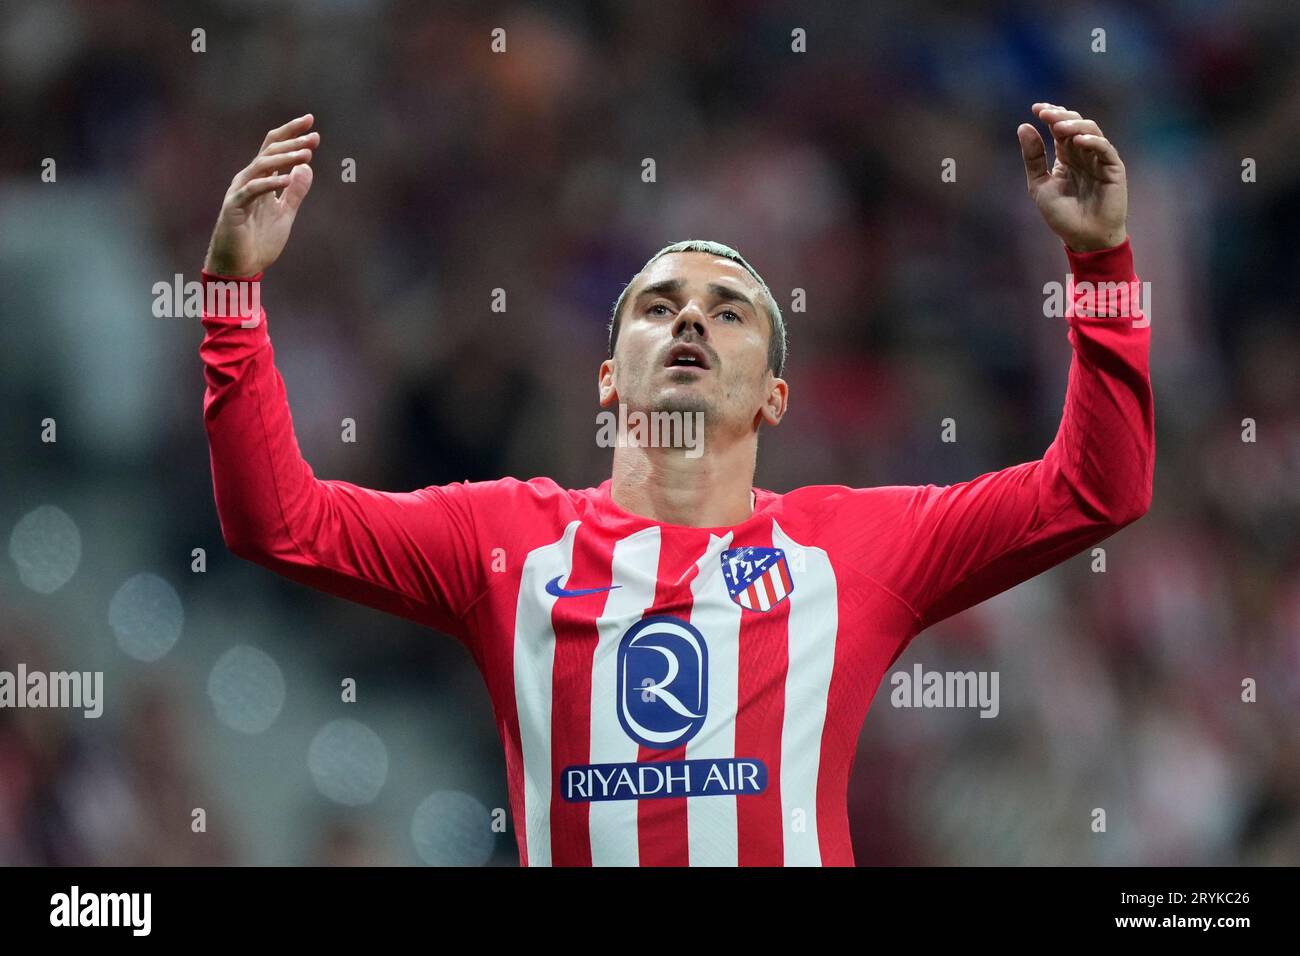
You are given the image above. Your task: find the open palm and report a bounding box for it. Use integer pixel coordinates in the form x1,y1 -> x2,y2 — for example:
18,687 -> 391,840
204,114 -> 319,277
1018,103 -> 1127,253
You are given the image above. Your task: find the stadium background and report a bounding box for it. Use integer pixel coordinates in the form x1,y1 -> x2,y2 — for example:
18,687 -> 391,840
1,0 -> 1297,865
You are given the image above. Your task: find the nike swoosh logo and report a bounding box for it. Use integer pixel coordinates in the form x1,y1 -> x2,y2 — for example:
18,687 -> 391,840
545,576 -> 622,598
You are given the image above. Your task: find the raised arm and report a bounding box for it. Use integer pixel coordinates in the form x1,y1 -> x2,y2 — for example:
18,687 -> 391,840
827,104 -> 1154,636
200,116 -> 484,641
885,238 -> 1152,631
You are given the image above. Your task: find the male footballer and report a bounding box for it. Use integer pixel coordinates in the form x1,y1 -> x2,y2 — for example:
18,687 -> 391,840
199,103 -> 1153,865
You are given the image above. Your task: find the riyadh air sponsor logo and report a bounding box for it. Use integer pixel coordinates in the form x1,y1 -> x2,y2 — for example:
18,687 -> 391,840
560,614 -> 769,803
617,615 -> 707,748
562,758 -> 767,801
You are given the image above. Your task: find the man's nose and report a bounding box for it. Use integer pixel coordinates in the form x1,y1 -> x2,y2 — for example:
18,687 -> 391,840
672,302 -> 708,340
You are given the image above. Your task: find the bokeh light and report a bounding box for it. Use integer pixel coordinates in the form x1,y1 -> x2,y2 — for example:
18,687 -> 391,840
307,719 -> 389,806
411,790 -> 495,867
109,572 -> 183,662
8,504 -> 81,593
207,644 -> 286,734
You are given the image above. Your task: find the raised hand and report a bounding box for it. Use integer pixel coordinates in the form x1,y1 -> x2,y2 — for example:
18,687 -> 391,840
203,114 -> 319,277
1018,103 -> 1127,253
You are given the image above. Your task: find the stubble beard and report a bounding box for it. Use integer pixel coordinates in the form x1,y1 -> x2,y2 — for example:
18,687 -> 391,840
653,373 -> 718,425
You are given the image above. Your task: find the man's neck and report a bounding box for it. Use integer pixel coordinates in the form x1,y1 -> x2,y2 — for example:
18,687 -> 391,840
609,430 -> 757,528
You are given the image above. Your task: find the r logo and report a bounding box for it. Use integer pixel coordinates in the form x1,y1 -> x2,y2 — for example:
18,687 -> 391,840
616,615 -> 708,749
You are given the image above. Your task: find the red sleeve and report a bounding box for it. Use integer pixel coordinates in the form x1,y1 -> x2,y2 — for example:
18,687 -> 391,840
827,238 -> 1154,634
199,272 -> 489,645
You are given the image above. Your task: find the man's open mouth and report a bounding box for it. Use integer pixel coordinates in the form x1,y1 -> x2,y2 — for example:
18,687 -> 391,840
664,343 -> 712,370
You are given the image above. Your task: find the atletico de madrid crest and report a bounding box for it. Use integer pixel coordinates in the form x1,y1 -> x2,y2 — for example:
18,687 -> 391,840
720,547 -> 794,612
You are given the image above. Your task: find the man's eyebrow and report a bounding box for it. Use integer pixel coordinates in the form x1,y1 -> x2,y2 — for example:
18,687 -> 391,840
634,278 -> 757,311
635,278 -> 685,300
706,283 -> 756,311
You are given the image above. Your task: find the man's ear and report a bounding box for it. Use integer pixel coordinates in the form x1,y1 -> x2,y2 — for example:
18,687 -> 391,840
598,358 -> 619,407
759,375 -> 788,427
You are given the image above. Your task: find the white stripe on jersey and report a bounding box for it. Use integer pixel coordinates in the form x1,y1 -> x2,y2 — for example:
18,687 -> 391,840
513,519 -> 840,867
587,526 -> 662,866
773,520 -> 837,866
512,519 -> 580,867
685,532 -> 741,866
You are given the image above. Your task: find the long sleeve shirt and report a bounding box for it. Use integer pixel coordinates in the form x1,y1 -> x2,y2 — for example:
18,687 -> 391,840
200,238 -> 1154,866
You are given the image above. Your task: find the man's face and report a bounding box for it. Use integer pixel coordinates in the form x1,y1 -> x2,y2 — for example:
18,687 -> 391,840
599,252 -> 787,435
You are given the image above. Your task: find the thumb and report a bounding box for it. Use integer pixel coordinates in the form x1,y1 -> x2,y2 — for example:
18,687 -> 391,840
1017,123 -> 1049,192
281,163 -> 314,214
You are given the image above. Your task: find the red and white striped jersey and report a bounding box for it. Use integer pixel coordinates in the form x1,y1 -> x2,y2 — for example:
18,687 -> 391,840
200,240 -> 1154,865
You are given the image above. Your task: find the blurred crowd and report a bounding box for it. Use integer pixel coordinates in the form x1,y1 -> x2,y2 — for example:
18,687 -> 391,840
1,0 -> 1297,864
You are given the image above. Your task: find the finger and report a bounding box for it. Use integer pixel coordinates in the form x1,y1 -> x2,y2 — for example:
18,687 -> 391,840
1030,104 -> 1083,160
1037,104 -> 1080,122
1017,123 -> 1050,190
231,149 -> 313,190
278,163 -> 314,213
1071,133 -> 1123,168
259,114 -> 314,153
231,151 -> 312,193
229,173 -> 291,209
1050,118 -> 1103,139
1037,106 -> 1085,166
1032,102 -> 1077,120
1040,108 -> 1083,134
263,131 -> 320,158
